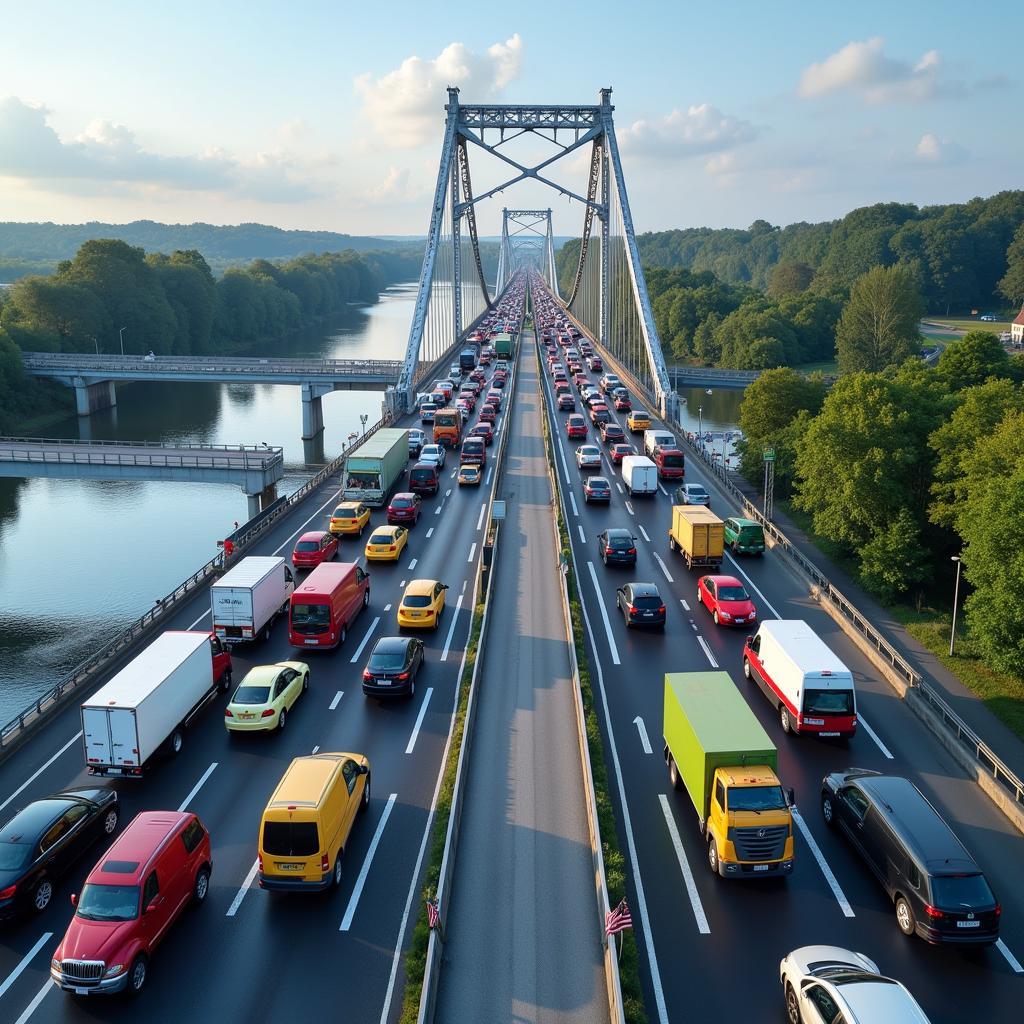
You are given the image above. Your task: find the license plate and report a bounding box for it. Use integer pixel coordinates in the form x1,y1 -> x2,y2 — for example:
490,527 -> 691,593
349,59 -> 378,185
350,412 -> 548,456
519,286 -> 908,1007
804,717 -> 825,726
241,713 -> 255,720
643,611 -> 653,617
277,863 -> 303,871
734,617 -> 745,623
304,639 -> 318,645
753,864 -> 769,872
73,987 -> 90,996
377,680 -> 392,686
820,732 -> 840,737
957,920 -> 981,928
409,612 -> 420,618
107,767 -> 122,776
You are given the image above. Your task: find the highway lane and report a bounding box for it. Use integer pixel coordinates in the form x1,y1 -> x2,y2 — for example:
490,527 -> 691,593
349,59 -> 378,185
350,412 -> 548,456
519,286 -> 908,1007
0,350 -> 519,1023
532,297 -> 1024,1024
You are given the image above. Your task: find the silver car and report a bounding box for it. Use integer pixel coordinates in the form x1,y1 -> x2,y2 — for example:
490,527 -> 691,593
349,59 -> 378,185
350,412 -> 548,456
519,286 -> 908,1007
575,445 -> 602,470
419,444 -> 446,469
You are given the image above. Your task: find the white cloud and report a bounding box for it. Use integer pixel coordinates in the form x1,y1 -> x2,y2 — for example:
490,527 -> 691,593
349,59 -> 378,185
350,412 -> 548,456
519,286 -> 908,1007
620,104 -> 755,158
363,165 -> 429,204
798,37 -> 958,103
354,34 -> 523,148
0,96 -> 320,202
914,132 -> 967,164
705,152 -> 740,188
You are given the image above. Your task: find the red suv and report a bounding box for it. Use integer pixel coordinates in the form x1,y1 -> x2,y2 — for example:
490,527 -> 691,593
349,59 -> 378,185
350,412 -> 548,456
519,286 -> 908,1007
51,811 -> 211,997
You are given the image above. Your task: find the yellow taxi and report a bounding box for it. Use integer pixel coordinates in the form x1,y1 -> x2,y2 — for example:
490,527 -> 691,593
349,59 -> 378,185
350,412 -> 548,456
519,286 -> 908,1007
457,464 -> 482,486
365,524 -> 409,562
329,501 -> 371,537
397,579 -> 448,630
626,410 -> 651,433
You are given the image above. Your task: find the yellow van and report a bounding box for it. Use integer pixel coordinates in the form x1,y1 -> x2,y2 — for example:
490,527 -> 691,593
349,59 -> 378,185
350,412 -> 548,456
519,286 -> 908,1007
258,752 -> 370,891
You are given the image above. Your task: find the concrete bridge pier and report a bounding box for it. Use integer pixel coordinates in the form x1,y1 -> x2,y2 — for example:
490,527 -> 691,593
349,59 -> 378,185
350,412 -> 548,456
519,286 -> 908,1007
73,378 -> 117,417
301,382 -> 333,439
245,482 -> 278,520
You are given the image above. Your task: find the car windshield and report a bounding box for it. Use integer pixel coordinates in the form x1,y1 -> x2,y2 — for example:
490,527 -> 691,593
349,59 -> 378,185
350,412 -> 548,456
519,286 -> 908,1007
728,786 -> 788,812
718,586 -> 749,602
931,873 -> 995,909
369,651 -> 407,671
291,603 -> 330,626
608,536 -> 633,550
334,509 -> 353,519
392,498 -> 413,509
76,883 -> 139,922
589,479 -> 609,489
262,821 -> 319,857
0,842 -> 31,870
662,454 -> 684,467
403,595 -> 431,608
411,470 -> 435,481
632,595 -> 662,609
295,541 -> 319,552
370,533 -> 394,545
802,688 -> 854,715
687,489 -> 708,501
461,468 -> 479,478
738,526 -> 762,540
233,685 -> 271,704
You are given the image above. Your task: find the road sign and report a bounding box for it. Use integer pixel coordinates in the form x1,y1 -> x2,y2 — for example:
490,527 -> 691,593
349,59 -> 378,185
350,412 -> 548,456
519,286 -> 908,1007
492,500 -> 506,521
763,447 -> 775,463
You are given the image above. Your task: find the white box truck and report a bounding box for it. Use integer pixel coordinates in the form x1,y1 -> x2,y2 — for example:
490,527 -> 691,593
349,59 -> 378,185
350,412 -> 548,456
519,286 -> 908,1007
644,428 -> 677,459
211,556 -> 294,643
82,630 -> 232,776
621,455 -> 658,497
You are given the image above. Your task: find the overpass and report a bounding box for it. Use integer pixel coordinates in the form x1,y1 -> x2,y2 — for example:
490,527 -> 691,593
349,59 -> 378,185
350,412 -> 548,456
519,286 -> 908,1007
0,437 -> 284,516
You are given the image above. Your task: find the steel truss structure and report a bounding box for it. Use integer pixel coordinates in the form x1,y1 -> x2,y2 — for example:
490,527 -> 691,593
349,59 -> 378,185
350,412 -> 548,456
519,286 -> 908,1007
398,87 -> 675,419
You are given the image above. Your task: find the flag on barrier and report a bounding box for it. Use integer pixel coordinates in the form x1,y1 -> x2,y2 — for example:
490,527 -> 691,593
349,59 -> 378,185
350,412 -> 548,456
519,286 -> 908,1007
426,897 -> 440,930
605,898 -> 632,936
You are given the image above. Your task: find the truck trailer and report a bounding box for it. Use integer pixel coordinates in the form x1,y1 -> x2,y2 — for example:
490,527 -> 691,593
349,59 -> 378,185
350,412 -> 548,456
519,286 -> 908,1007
342,428 -> 409,506
211,556 -> 294,644
82,631 -> 232,776
668,505 -> 724,570
663,671 -> 794,878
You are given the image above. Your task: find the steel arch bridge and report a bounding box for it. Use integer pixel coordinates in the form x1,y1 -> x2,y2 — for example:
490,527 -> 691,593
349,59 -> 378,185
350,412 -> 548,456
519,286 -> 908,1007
396,87 -> 675,419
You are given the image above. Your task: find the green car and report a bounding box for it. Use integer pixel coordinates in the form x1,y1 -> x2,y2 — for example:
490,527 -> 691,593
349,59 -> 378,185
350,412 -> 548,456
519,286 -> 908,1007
723,517 -> 765,555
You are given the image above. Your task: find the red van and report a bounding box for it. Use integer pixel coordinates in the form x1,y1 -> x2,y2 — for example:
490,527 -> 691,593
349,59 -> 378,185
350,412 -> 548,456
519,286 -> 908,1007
652,446 -> 685,480
408,461 -> 441,496
50,811 -> 211,997
288,562 -> 370,649
460,438 -> 486,467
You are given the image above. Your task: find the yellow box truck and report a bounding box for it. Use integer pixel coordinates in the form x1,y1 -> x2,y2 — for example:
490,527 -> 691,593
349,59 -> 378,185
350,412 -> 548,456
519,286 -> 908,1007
668,505 -> 724,570
664,671 -> 795,878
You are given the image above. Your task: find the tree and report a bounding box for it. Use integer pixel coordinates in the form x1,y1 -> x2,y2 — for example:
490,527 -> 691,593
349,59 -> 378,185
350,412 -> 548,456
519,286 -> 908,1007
936,330 -> 1011,390
835,264 -> 923,374
1000,222 -> 1024,306
859,510 -> 932,603
0,276 -> 109,351
767,260 -> 813,298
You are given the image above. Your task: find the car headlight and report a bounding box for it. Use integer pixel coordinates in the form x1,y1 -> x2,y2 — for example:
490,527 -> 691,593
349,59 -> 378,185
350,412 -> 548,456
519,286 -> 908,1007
51,959 -> 61,972
104,964 -> 125,978
719,611 -> 732,620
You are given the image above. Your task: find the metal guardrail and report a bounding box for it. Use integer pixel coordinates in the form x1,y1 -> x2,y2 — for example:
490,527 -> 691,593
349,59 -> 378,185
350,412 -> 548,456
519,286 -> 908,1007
0,438 -> 283,471
22,352 -> 403,377
0,415 -> 392,753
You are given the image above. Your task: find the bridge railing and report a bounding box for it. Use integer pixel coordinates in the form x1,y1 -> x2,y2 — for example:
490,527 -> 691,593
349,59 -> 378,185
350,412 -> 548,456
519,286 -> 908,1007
0,438 -> 283,470
0,413 -> 392,757
21,352 -> 403,376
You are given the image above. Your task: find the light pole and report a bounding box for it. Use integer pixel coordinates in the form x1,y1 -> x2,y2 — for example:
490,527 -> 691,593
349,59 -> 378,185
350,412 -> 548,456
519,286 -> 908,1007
949,555 -> 963,656
92,336 -> 98,355
359,414 -> 368,436
697,406 -> 703,448
119,326 -> 127,356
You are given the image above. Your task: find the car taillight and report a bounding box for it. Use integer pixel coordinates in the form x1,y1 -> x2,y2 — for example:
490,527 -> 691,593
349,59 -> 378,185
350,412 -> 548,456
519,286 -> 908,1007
0,884 -> 17,900
995,904 -> 1002,917
396,672 -> 410,680
389,545 -> 396,552
321,853 -> 330,873
224,708 -> 233,717
261,709 -> 275,718
258,853 -> 263,871
363,669 -> 373,681
658,605 -> 666,615
628,605 -> 638,615
627,547 -> 637,555
924,904 -> 946,919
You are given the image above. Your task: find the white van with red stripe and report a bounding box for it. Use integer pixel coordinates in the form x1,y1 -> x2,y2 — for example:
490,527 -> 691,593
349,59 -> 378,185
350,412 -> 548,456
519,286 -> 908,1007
742,620 -> 857,738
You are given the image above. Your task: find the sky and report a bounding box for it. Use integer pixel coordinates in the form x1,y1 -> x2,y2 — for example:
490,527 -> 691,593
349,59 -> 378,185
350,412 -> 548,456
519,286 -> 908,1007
0,0 -> 1020,239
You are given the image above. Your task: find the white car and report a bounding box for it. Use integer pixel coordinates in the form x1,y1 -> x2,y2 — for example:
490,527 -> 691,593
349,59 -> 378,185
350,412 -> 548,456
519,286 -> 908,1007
780,946 -> 931,1024
419,444 -> 446,469
575,445 -> 602,470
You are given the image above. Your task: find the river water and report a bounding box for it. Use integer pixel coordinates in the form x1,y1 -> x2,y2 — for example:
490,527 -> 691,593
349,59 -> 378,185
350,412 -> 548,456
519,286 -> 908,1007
0,286 -> 743,724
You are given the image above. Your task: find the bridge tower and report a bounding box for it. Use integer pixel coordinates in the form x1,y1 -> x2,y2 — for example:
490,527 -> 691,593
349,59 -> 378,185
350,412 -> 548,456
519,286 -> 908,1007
497,209 -> 560,299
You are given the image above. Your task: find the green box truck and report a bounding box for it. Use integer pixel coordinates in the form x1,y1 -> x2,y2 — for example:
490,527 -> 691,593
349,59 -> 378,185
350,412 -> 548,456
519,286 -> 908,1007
342,428 -> 408,507
663,671 -> 794,878
493,332 -> 513,358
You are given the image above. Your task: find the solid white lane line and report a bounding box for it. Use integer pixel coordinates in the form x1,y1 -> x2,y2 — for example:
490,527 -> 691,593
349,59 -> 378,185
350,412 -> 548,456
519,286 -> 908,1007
0,932 -> 53,1001
792,808 -> 855,917
559,445 -> 571,481
340,793 -> 398,931
578,525 -> 587,543
187,608 -> 212,629
638,524 -> 651,543
405,688 -> 434,754
681,599 -> 691,611
658,795 -> 711,934
723,552 -> 781,619
272,490 -> 340,555
476,502 -> 486,530
857,714 -> 894,759
225,858 -> 260,917
408,558 -> 418,570
696,636 -> 719,668
0,732 -> 83,813
467,542 -> 477,563
658,484 -> 668,496
329,690 -> 344,710
349,616 -> 381,663
426,528 -> 434,538
996,938 -> 1024,974
624,500 -> 635,516
178,762 -> 218,812
12,980 -> 50,1024
485,467 -> 493,485
440,595 -> 464,662
652,552 -> 674,583
586,562 -> 621,665
633,716 -> 653,754
569,491 -> 580,517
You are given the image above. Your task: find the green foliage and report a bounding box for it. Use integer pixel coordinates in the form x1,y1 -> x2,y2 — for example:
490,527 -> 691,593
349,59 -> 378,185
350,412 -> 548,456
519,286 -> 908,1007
999,222 -> 1024,306
858,510 -> 932,603
936,330 -> 1012,390
767,260 -> 813,298
0,327 -> 71,431
835,265 -> 923,374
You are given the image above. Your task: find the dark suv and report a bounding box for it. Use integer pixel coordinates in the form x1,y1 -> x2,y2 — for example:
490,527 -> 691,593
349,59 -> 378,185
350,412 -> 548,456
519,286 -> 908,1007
596,528 -> 638,567
821,769 -> 1000,945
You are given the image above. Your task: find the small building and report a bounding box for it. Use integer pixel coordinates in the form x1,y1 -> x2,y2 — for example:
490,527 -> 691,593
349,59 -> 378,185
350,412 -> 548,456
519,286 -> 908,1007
1013,306 -> 1024,346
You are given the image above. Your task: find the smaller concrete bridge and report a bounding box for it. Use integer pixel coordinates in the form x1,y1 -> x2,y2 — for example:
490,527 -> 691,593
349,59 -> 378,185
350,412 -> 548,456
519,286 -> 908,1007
0,438 -> 284,516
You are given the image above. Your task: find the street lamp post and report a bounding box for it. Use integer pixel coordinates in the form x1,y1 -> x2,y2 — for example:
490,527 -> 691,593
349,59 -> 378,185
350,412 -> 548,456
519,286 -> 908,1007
949,555 -> 963,656
359,414 -> 368,436
697,406 -> 703,449
92,336 -> 98,355
119,326 -> 127,356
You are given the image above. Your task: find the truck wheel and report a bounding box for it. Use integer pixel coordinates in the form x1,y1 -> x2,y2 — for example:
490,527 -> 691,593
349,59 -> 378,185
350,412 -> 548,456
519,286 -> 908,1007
127,954 -> 148,996
668,536 -> 677,552
220,669 -> 232,693
264,623 -> 272,642
668,756 -> 682,791
779,706 -> 792,734
339,625 -> 347,645
193,867 -> 210,904
170,729 -> 184,755
707,840 -> 720,876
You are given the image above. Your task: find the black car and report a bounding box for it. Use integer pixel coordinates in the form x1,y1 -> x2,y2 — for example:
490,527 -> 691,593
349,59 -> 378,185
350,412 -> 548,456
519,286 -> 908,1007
821,769 -> 1000,945
596,528 -> 637,567
616,583 -> 666,629
362,636 -> 425,698
0,788 -> 119,918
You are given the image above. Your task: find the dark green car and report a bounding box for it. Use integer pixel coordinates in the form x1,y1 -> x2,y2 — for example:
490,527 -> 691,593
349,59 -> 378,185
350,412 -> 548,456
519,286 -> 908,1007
724,517 -> 765,555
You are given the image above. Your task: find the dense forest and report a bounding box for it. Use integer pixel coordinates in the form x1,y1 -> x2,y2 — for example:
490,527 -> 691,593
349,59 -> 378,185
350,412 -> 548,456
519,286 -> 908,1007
0,239 -> 423,431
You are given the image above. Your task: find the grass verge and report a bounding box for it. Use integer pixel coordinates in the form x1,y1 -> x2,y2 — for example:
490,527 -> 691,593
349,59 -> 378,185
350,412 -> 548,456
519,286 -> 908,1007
539,379 -> 648,1023
398,595 -> 486,1024
928,317 -> 1011,333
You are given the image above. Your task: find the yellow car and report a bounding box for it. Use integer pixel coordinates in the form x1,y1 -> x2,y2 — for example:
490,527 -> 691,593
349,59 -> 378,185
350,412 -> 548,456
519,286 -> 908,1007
365,524 -> 409,561
329,501 -> 371,537
626,411 -> 651,433
457,464 -> 482,486
397,579 -> 448,630
224,662 -> 309,733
